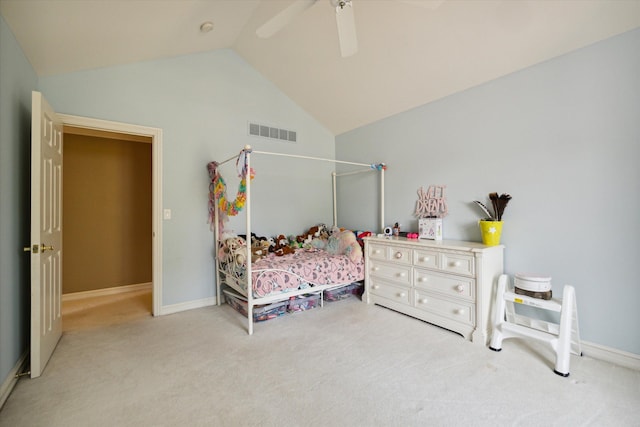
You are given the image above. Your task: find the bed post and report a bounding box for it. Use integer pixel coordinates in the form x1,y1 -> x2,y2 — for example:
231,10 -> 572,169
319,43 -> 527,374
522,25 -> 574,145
380,167 -> 385,233
332,171 -> 337,227
214,185 -> 221,306
245,145 -> 254,335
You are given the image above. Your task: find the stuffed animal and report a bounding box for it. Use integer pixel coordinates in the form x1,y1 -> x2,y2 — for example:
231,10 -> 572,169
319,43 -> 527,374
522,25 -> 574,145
316,223 -> 330,240
273,234 -> 295,256
250,235 -> 270,262
267,236 -> 276,253
219,236 -> 247,266
311,237 -> 326,250
296,225 -> 319,244
294,224 -> 331,250
326,229 -> 362,263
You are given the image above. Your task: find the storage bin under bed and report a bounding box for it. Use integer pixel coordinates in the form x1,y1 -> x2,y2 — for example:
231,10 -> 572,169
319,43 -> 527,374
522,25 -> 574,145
324,282 -> 364,302
223,289 -> 288,322
287,293 -> 321,313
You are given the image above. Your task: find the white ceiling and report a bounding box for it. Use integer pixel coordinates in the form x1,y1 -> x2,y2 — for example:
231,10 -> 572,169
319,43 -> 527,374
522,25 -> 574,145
2,0 -> 639,135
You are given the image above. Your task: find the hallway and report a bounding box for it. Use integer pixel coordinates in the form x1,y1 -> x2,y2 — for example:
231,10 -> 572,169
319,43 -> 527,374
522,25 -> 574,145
62,289 -> 152,332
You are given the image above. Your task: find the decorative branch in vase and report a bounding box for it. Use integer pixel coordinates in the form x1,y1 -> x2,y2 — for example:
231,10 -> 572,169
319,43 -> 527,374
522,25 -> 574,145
473,192 -> 512,221
474,192 -> 511,246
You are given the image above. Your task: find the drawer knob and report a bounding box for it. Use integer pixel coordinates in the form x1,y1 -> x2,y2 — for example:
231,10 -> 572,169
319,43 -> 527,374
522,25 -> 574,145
419,298 -> 428,304
398,272 -> 406,277
372,267 -> 379,271
452,261 -> 461,267
456,285 -> 464,293
372,285 -> 380,290
395,252 -> 403,259
419,277 -> 427,282
374,249 -> 381,254
398,292 -> 406,298
420,257 -> 429,262
455,309 -> 465,315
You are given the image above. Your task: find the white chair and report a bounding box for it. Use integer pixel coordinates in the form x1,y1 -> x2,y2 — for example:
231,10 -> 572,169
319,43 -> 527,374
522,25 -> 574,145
489,274 -> 582,377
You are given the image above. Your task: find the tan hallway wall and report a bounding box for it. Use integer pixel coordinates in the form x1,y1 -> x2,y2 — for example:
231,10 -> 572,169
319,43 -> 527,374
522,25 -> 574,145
63,132 -> 152,294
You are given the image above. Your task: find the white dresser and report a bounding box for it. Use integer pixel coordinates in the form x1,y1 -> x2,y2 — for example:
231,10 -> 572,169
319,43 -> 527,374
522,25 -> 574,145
363,236 -> 504,345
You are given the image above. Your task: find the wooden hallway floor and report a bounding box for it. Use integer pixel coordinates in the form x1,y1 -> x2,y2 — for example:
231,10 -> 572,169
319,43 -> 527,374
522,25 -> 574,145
61,288 -> 152,332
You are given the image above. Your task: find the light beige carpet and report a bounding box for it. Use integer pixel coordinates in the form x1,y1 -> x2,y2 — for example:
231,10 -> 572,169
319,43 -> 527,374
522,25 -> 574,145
1,296 -> 639,426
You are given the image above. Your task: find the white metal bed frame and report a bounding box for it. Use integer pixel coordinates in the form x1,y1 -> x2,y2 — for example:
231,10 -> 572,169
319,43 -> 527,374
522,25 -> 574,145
213,145 -> 385,334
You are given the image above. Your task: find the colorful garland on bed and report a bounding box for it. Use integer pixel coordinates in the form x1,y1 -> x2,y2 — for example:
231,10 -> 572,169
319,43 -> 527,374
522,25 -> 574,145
212,171 -> 254,216
207,151 -> 255,230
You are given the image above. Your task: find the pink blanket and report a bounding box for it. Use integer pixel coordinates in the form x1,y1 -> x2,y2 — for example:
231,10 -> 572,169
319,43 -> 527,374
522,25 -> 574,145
251,249 -> 364,298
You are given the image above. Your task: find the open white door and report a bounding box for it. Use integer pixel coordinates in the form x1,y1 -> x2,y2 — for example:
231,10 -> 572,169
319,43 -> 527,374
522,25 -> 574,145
29,91 -> 63,378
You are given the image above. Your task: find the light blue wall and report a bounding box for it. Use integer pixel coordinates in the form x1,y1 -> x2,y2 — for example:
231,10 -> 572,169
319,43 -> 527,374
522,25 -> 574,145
0,15 -> 38,390
39,50 -> 336,307
336,28 -> 640,355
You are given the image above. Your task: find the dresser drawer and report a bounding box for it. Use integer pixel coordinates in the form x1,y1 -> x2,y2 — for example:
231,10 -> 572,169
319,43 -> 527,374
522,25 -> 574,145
369,261 -> 411,286
414,269 -> 475,301
367,243 -> 387,261
369,280 -> 410,305
367,243 -> 412,265
414,291 -> 475,326
441,253 -> 475,276
413,249 -> 438,269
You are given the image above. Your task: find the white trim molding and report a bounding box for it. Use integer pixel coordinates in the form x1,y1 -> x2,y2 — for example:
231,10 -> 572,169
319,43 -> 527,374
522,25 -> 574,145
0,351 -> 28,410
581,341 -> 640,371
59,114 -> 163,316
62,282 -> 152,302
159,297 -> 217,316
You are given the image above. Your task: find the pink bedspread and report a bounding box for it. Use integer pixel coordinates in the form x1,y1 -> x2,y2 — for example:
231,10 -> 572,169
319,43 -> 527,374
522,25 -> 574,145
251,249 -> 364,298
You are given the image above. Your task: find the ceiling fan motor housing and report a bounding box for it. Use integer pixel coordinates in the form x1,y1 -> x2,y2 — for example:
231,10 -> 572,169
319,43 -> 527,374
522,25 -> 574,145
331,0 -> 352,9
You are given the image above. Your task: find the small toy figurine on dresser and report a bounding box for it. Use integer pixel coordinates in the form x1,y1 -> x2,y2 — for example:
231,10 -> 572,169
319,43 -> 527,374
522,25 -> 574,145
392,222 -> 400,236
415,185 -> 448,240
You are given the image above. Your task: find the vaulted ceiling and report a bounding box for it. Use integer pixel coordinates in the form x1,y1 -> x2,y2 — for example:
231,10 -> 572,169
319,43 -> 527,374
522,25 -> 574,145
2,0 -> 639,134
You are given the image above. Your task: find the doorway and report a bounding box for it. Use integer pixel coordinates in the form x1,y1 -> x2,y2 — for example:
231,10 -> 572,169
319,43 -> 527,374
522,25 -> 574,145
59,115 -> 163,321
62,127 -> 152,331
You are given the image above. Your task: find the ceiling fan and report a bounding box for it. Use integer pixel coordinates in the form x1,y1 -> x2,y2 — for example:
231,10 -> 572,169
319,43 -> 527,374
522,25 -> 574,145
256,0 -> 358,58
256,0 -> 444,58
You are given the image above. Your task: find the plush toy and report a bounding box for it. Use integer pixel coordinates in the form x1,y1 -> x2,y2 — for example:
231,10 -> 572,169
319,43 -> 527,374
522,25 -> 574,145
219,236 -> 247,266
250,235 -> 271,262
273,234 -> 295,256
317,223 -> 330,240
311,237 -> 326,250
296,225 -> 319,244
326,229 -> 362,263
267,236 -> 276,253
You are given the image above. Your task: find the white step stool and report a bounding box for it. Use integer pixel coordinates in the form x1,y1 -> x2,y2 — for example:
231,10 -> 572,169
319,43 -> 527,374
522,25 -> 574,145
489,274 -> 582,377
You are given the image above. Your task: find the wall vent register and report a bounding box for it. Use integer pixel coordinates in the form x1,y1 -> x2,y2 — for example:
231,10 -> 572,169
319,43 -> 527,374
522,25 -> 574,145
248,122 -> 297,142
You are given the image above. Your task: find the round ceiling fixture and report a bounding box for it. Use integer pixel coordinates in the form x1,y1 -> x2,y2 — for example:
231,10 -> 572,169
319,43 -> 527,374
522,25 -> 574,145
200,21 -> 214,33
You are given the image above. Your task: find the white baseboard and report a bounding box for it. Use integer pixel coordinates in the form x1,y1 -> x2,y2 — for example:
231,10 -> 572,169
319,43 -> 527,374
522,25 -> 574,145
62,282 -> 152,302
0,351 -> 28,410
581,341 -> 640,371
158,296 -> 217,316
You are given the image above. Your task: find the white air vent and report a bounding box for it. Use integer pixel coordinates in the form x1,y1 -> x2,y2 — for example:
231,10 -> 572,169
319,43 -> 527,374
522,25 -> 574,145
249,122 -> 297,143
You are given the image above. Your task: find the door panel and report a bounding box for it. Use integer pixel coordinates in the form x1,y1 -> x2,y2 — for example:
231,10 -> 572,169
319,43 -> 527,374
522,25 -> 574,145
30,91 -> 63,378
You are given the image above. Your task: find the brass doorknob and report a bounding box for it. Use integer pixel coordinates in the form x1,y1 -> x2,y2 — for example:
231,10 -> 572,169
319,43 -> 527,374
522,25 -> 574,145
40,244 -> 54,252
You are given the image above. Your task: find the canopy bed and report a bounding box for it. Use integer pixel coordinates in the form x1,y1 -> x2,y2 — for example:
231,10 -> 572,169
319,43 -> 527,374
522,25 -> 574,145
208,145 -> 386,334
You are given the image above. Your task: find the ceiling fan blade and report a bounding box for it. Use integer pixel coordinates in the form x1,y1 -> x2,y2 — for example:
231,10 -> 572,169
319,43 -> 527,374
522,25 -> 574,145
256,0 -> 319,39
335,1 -> 357,57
